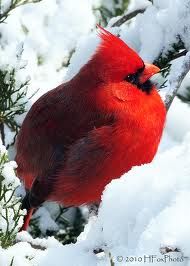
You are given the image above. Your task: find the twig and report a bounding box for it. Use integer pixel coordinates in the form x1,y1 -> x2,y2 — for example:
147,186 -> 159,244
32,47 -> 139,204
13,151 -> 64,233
172,49 -> 188,61
164,52 -> 190,111
112,8 -> 146,27
0,122 -> 5,145
160,246 -> 180,254
0,0 -> 42,23
10,257 -> 14,266
28,242 -> 46,250
109,252 -> 115,266
16,239 -> 47,250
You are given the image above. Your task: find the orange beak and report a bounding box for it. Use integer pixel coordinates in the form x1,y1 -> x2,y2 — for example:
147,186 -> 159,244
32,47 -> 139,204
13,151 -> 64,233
139,63 -> 160,84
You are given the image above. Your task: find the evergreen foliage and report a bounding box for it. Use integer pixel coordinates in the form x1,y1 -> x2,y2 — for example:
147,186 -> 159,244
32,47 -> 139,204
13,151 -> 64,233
0,142 -> 24,248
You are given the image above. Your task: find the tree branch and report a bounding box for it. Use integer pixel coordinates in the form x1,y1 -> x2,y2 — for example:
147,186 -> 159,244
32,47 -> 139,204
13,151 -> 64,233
16,239 -> 47,250
112,8 -> 146,27
164,52 -> 190,111
0,122 -> 5,145
0,0 -> 42,23
172,49 -> 188,61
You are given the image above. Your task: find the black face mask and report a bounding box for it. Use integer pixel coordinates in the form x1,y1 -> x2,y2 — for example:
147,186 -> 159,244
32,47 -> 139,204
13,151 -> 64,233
124,66 -> 153,94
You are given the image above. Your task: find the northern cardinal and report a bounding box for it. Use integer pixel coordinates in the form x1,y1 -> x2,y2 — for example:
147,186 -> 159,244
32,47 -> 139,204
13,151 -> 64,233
16,26 -> 166,230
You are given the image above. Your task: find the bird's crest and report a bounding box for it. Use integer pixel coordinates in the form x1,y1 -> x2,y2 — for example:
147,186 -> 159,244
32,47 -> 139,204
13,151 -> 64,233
82,25 -> 145,83
96,24 -> 144,67
97,24 -> 117,42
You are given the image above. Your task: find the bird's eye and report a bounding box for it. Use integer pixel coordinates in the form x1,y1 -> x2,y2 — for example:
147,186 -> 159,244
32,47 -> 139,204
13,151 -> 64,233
124,73 -> 137,83
125,74 -> 133,82
124,66 -> 145,84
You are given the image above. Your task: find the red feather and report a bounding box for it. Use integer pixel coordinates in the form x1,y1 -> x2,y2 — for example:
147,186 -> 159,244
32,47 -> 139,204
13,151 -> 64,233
16,27 -> 166,230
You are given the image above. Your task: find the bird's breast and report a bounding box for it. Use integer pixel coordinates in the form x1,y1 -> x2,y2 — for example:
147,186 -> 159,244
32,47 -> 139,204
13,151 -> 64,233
104,90 -> 166,177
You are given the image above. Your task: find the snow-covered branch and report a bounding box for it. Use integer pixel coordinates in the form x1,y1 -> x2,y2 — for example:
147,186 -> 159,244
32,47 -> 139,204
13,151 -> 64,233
112,8 -> 146,27
0,141 -> 25,248
165,52 -> 190,110
0,0 -> 42,23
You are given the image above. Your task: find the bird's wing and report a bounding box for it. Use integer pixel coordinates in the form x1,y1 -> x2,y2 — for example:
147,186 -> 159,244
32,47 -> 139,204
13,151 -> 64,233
22,124 -> 116,208
16,86 -> 116,206
48,125 -> 117,206
16,88 -> 68,188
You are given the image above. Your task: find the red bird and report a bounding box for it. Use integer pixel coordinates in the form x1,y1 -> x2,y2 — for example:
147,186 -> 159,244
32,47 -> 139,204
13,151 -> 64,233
16,26 -> 166,230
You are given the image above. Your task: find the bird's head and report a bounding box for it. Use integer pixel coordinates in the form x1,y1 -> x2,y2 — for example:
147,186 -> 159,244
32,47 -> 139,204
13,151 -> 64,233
89,25 -> 159,94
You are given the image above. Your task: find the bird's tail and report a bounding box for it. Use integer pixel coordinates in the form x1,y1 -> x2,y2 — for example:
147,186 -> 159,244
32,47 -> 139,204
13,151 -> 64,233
20,208 -> 34,231
19,192 -> 35,231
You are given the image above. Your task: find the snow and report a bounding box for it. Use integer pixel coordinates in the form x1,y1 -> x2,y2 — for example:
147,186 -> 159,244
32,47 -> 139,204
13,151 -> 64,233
0,0 -> 99,108
65,33 -> 100,81
0,139 -> 7,155
0,140 -> 19,188
33,202 -> 77,235
1,0 -> 190,265
1,160 -> 19,187
0,141 -> 25,242
0,0 -> 12,14
119,0 -> 190,62
166,99 -> 190,141
32,206 -> 59,234
91,132 -> 190,264
127,0 -> 151,12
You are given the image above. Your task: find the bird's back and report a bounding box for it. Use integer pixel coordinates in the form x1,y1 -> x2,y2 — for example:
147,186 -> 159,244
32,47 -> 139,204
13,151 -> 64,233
15,78 -> 114,190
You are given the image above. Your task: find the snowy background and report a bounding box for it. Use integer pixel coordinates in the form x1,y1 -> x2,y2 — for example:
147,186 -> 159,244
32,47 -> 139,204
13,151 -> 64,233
1,0 -> 190,265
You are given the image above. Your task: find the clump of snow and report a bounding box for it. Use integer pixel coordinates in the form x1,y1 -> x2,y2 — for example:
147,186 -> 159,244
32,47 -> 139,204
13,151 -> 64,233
0,139 -> 19,187
0,140 -> 25,243
1,160 -> 19,187
0,139 -> 7,155
0,0 -> 12,14
17,230 -> 61,249
65,33 -> 100,81
128,0 -> 151,12
32,206 -> 59,234
165,98 -> 190,142
119,0 -> 190,62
